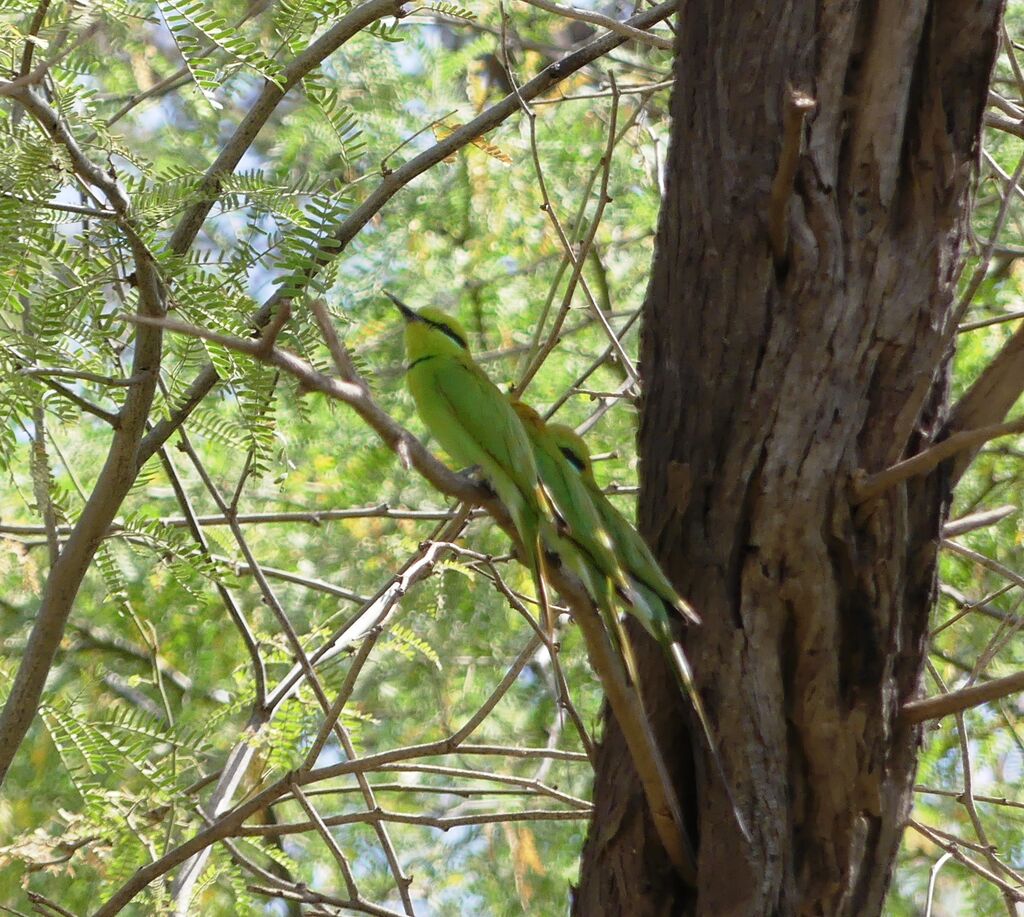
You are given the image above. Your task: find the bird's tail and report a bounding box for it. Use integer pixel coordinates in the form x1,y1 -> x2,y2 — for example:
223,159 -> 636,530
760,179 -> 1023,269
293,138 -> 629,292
509,494 -> 554,636
579,566 -> 639,688
665,635 -> 751,843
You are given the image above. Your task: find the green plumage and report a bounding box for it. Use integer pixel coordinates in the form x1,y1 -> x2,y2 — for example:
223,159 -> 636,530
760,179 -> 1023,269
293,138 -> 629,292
388,294 -> 551,618
548,422 -> 748,840
510,401 -> 639,679
547,423 -> 700,631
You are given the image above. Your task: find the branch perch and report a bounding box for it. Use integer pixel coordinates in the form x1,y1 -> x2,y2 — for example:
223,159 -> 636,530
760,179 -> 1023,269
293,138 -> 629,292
116,309 -> 698,884
515,0 -> 673,50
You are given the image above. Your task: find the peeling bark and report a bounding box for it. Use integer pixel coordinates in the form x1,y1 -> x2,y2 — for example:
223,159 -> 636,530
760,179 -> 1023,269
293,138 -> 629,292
573,1 -> 1005,914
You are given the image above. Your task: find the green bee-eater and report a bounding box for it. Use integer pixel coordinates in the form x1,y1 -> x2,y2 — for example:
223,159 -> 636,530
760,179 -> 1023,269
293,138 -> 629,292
387,292 -> 553,624
510,400 -> 641,680
547,423 -> 748,838
548,423 -> 701,631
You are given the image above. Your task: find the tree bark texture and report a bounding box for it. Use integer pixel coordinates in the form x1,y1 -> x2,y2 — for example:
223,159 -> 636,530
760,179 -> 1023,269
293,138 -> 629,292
574,2 -> 1005,914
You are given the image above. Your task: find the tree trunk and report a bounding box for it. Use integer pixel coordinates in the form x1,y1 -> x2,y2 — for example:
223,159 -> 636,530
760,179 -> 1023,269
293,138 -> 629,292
574,2 -> 1005,913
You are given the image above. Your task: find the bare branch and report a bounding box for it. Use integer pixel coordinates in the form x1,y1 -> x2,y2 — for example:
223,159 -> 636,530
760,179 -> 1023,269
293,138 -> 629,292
951,706 -> 1024,912
945,320 -> 1024,484
516,77 -> 643,394
915,785 -> 1024,812
903,668 -> 1024,724
153,443 -> 267,709
36,377 -> 121,426
290,780 -> 360,899
0,504 -> 458,537
515,0 -> 673,50
908,822 -> 1024,904
943,539 -> 1024,591
853,416 -> 1024,503
957,309 -> 1024,333
984,109 -> 1024,138
309,299 -> 361,383
18,367 -> 148,387
942,505 -> 1016,537
238,805 -> 589,836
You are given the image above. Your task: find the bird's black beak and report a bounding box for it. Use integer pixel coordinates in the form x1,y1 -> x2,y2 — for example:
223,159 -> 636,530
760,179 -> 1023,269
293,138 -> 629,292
384,291 -> 420,323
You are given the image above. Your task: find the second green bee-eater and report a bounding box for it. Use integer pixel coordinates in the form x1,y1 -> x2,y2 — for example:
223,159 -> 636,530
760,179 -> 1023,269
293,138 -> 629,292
548,422 -> 750,839
510,400 -> 641,678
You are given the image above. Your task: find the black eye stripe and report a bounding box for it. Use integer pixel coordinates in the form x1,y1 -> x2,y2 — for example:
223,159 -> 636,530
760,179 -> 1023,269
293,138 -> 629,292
425,318 -> 467,349
559,445 -> 586,472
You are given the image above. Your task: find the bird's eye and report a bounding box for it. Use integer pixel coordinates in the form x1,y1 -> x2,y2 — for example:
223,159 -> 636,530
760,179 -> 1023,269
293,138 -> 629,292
559,446 -> 586,472
429,320 -> 468,349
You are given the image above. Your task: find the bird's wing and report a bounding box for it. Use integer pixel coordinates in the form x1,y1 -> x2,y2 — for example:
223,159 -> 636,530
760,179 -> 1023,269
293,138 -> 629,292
591,485 -> 700,625
430,358 -> 540,502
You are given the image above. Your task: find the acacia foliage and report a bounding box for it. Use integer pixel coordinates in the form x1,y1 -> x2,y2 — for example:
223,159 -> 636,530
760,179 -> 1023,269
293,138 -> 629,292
0,0 -> 1022,913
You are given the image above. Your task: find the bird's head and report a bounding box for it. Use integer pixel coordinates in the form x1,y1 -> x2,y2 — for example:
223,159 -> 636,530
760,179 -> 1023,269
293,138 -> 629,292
385,292 -> 470,363
546,423 -> 595,482
509,398 -> 544,432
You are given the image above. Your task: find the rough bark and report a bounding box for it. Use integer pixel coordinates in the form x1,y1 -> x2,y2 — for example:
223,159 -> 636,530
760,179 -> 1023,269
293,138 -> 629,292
574,1 -> 1005,914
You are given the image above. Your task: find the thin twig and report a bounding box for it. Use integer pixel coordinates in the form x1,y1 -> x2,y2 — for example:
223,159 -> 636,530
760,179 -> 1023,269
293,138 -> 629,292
958,309 -> 1024,333
953,707 -> 1024,913
153,440 -> 267,709
36,376 -> 121,426
767,88 -> 815,265
943,505 -> 1017,537
915,785 -> 1024,812
237,805 -> 588,836
0,22 -> 100,96
908,821 -> 1024,903
0,505 -> 460,536
515,0 -> 672,50
290,780 -> 360,898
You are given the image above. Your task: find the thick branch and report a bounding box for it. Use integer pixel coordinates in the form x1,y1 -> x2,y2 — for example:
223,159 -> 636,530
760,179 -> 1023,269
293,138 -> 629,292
902,669 -> 1024,724
853,416 -> 1024,503
945,305 -> 1024,485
